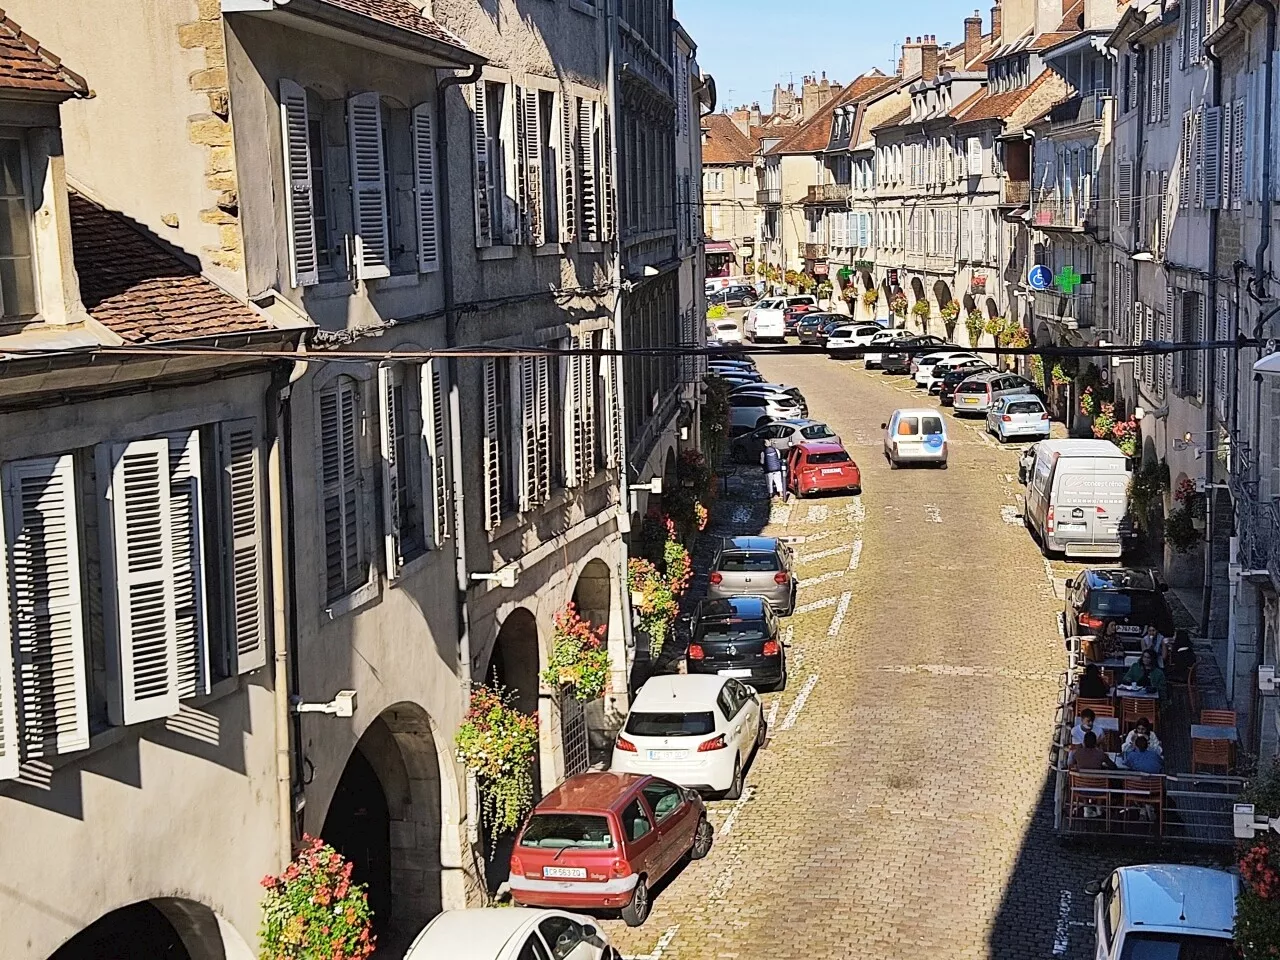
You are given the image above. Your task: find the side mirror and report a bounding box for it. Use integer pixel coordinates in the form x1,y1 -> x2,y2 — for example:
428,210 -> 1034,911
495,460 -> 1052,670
1159,582 -> 1170,592
880,422 -> 888,430
1083,879 -> 1103,898
582,924 -> 599,939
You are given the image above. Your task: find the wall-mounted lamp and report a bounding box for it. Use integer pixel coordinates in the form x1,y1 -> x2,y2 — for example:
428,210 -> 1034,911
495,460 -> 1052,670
629,476 -> 663,512
470,567 -> 519,588
1099,339 -> 1136,368
1131,251 -> 1155,262
1132,404 -> 1168,422
643,265 -> 661,277
292,690 -> 357,718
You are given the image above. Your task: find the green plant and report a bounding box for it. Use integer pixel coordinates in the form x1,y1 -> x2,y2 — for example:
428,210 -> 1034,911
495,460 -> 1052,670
628,557 -> 678,658
1050,358 -> 1077,386
911,299 -> 931,319
889,292 -> 909,317
542,603 -> 610,702
1127,459 -> 1165,532
706,303 -> 728,320
862,289 -> 880,308
815,280 -> 833,299
939,300 -> 960,322
965,310 -> 984,348
1237,762 -> 1280,958
1001,325 -> 1030,349
1111,417 -> 1138,457
259,835 -> 375,960
454,685 -> 539,837
1029,354 -> 1045,388
984,315 -> 1008,338
1090,402 -> 1116,440
701,374 -> 732,467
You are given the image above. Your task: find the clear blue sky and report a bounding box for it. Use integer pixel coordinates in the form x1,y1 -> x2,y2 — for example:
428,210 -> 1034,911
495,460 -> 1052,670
675,0 -> 983,112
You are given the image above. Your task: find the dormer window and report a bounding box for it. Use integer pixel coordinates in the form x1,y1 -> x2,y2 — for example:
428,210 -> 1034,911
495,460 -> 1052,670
0,136 -> 36,320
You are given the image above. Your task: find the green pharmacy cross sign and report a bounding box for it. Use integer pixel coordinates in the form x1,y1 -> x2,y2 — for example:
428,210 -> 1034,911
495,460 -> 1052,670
1053,266 -> 1083,295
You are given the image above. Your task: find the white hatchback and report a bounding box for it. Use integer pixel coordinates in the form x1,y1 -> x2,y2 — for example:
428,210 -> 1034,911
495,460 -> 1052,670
826,323 -> 885,357
611,674 -> 765,798
406,908 -> 613,960
1087,865 -> 1236,960
912,351 -> 978,388
708,318 -> 743,343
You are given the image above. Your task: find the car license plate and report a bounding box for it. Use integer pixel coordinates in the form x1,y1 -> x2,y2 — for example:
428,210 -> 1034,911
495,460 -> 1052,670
718,668 -> 753,678
648,749 -> 685,761
962,396 -> 978,404
1058,522 -> 1086,531
1116,625 -> 1143,634
821,468 -> 842,475
543,866 -> 586,879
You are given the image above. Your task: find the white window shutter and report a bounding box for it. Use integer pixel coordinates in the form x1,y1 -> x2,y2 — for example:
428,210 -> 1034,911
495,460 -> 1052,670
535,356 -> 553,497
566,348 -> 582,487
601,108 -> 615,241
514,86 -> 529,245
518,356 -> 538,512
1159,171 -> 1170,252
1180,112 -> 1193,208
1193,108 -> 1205,208
0,537 -> 14,778
1118,161 -> 1132,224
578,100 -> 599,240
523,91 -> 545,246
421,360 -> 450,547
221,420 -> 266,674
2,455 -> 89,760
279,79 -> 319,288
1222,98 -> 1235,208
378,364 -> 402,577
473,82 -> 494,248
411,102 -> 440,272
560,90 -> 577,242
483,359 -> 502,529
347,91 -> 391,280
1162,43 -> 1172,118
97,439 -> 179,726
1190,0 -> 1202,64
165,431 -> 210,700
968,137 -> 982,175
1203,106 -> 1222,208
321,381 -> 362,599
575,334 -> 596,483
1233,98 -> 1246,209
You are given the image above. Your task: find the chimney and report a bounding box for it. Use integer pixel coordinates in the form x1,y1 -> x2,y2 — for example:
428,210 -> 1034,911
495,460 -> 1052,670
750,102 -> 761,127
921,35 -> 940,83
965,10 -> 983,66
1035,0 -> 1061,35
901,36 -> 924,79
991,2 -> 1002,43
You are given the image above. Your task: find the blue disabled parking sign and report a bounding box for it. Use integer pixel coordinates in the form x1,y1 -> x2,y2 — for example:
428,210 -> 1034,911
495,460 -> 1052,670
1028,264 -> 1053,290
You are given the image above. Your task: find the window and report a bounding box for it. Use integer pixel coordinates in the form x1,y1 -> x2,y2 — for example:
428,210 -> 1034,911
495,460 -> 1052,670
0,137 -> 34,319
641,780 -> 684,822
516,935 -> 551,960
517,355 -> 555,511
620,799 -> 653,842
538,917 -> 590,960
482,358 -> 517,527
520,813 -> 614,849
539,90 -> 560,244
1178,291 -> 1204,399
625,711 -> 715,736
320,377 -> 366,600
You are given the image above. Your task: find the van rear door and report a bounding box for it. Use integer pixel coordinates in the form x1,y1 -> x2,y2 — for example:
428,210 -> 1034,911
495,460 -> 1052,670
1051,457 -> 1130,554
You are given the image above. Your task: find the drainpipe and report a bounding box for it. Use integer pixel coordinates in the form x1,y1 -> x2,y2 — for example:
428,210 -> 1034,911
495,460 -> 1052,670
1252,0 -> 1278,494
1131,37 -> 1149,450
1203,43 -> 1223,637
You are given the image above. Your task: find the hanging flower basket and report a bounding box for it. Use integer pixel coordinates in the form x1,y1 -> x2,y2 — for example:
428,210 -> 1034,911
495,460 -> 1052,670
259,835 -> 376,960
542,603 -> 610,702
861,289 -> 879,309
628,557 -> 678,658
889,293 -> 909,318
454,684 -> 539,837
1090,402 -> 1116,439
1080,386 -> 1098,417
911,300 -> 932,321
965,310 -> 984,348
1000,325 -> 1030,349
984,315 -> 1007,338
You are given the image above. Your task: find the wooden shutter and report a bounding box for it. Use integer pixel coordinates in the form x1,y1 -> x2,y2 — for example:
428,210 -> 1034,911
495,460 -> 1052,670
1118,161 -> 1133,224
3,455 -> 88,759
347,91 -> 390,280
279,79 -> 319,287
0,528 -> 15,778
1190,0 -> 1202,65
166,431 -> 209,700
968,137 -> 982,175
411,102 -> 440,272
1180,112 -> 1193,208
421,360 -> 450,546
1143,304 -> 1155,386
483,359 -> 502,529
98,439 -> 179,726
1193,108 -> 1205,208
1159,171 -> 1170,252
523,90 -> 545,246
579,334 -> 596,481
473,81 -> 494,248
560,91 -> 577,242
377,364 -> 402,576
518,356 -> 538,512
1203,106 -> 1223,208
603,330 -> 624,470
1215,295 -> 1230,416
1161,43 -> 1172,119
578,100 -> 599,240
566,347 -> 583,487
601,108 -> 615,241
221,421 -> 266,674
535,357 -> 552,501
321,381 -> 362,599
1232,99 -> 1245,209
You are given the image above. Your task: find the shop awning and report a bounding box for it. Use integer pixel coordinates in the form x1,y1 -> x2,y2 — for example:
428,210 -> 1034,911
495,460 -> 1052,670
705,241 -> 737,254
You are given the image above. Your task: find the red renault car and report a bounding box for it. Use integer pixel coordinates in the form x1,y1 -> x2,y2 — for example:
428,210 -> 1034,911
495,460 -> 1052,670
508,772 -> 712,926
786,441 -> 862,497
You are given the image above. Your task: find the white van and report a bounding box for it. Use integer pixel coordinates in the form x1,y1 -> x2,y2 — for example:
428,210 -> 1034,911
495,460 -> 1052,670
882,408 -> 949,468
745,295 -> 814,342
1022,439 -> 1132,558
406,908 -> 614,960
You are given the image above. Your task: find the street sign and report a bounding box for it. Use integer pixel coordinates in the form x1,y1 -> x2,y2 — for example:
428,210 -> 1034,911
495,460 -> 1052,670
1053,266 -> 1083,294
1027,264 -> 1053,290
887,268 -> 900,286
970,275 -> 987,295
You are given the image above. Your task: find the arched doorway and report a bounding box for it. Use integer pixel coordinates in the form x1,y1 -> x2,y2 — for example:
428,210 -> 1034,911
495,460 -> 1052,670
321,703 -> 446,955
50,899 -> 253,960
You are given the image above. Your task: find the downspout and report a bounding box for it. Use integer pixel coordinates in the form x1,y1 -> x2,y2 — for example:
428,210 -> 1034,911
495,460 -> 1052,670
1203,42 -> 1223,637
1253,0 -> 1278,496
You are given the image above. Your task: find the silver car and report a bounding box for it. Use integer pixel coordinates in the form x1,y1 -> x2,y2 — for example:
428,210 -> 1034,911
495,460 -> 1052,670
730,418 -> 837,462
707,536 -> 796,614
729,382 -> 809,418
986,395 -> 1052,442
728,392 -> 802,434
951,370 -> 1040,415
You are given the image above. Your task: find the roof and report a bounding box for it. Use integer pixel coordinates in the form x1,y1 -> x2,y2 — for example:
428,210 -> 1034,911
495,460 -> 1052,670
871,105 -> 913,134
0,13 -> 88,97
407,909 -> 547,959
1116,866 -> 1237,936
1082,568 -> 1162,592
536,772 -> 648,814
318,0 -> 472,50
953,71 -> 1052,125
768,73 -> 897,155
69,193 -> 270,343
632,674 -> 730,710
1030,31 -> 1077,51
1058,0 -> 1085,31
702,113 -> 755,165
795,440 -> 846,454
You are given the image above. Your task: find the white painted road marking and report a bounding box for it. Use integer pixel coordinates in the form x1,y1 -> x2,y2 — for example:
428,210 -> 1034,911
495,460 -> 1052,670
624,924 -> 681,960
804,504 -> 829,523
925,505 -> 942,523
1053,890 -> 1072,956
799,569 -> 846,590
798,545 -> 849,564
1004,473 -> 1017,484
828,590 -> 853,636
794,594 -> 841,615
769,502 -> 793,525
780,674 -> 819,730
719,784 -> 755,837
765,696 -> 780,728
730,505 -> 753,525
1000,505 -> 1021,525
847,498 -> 866,523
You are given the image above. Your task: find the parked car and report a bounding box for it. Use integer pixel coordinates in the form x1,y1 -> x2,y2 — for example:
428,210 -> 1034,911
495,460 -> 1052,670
707,358 -> 757,375
880,335 -> 950,374
1062,567 -> 1175,642
912,351 -> 981,389
929,358 -> 990,396
950,370 -> 1042,415
937,364 -> 994,404
796,312 -> 836,344
745,295 -> 815,342
1086,865 -> 1236,960
727,392 -> 802,434
707,318 -> 743,343
405,908 -> 616,960
785,441 -> 862,497
507,773 -> 711,926
707,536 -> 796,614
729,382 -> 809,418
730,418 -> 837,462
986,395 -> 1051,442
686,595 -> 788,690
1023,439 -> 1133,559
611,674 -> 765,798
707,284 -> 757,308
712,369 -> 765,385
863,328 -> 911,369
783,302 -> 817,335
882,408 -> 948,468
826,323 -> 885,358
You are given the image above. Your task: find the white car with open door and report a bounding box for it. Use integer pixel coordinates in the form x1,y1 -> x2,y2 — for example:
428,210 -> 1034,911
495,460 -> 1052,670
825,323 -> 885,358
863,328 -> 910,368
406,908 -> 618,960
1085,865 -> 1236,960
611,674 -> 765,799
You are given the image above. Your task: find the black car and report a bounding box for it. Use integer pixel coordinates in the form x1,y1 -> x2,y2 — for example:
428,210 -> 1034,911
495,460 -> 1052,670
930,359 -> 991,396
708,284 -> 758,308
685,596 -> 787,691
937,364 -> 994,405
796,313 -> 832,344
1062,568 -> 1176,645
881,335 -> 950,374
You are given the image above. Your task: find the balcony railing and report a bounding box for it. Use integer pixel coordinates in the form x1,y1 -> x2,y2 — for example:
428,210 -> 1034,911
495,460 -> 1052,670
1229,443 -> 1280,588
1003,179 -> 1030,206
1031,197 -> 1108,231
1033,289 -> 1095,329
757,188 -> 781,205
1048,92 -> 1107,130
800,242 -> 828,260
803,183 -> 851,205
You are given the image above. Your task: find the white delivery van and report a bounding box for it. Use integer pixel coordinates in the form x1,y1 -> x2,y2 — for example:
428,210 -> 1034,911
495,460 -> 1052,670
745,295 -> 814,342
1022,439 -> 1132,558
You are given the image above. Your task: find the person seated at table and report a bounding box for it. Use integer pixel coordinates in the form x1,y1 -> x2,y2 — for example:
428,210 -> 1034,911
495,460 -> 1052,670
1069,731 -> 1116,771
1121,650 -> 1167,698
1078,663 -> 1110,699
1072,708 -> 1102,745
1121,717 -> 1162,757
1139,625 -> 1166,667
1099,621 -> 1126,660
1121,735 -> 1163,774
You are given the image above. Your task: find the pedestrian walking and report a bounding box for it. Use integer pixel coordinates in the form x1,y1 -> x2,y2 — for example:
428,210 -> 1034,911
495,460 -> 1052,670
761,444 -> 784,500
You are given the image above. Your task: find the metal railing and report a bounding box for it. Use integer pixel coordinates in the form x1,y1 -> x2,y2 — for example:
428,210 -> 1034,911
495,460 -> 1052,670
803,182 -> 851,204
756,188 -> 781,205
1031,197 -> 1108,230
1003,179 -> 1030,206
1236,487 -> 1280,587
1033,289 -> 1095,328
1049,92 -> 1107,129
800,242 -> 828,259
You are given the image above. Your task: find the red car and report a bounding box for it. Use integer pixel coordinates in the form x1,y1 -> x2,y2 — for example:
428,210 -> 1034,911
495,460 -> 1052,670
508,772 -> 712,926
786,441 -> 862,497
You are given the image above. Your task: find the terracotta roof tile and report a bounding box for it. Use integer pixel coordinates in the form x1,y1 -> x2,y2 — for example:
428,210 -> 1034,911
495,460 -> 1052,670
953,71 -> 1051,125
947,88 -> 987,119
701,113 -> 755,164
1030,31 -> 1077,51
1058,0 -> 1084,31
69,193 -> 269,344
768,73 -> 897,155
319,0 -> 472,51
0,13 -> 88,97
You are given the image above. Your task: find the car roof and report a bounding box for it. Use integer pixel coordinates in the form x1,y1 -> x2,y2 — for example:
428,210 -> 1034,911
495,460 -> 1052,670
632,674 -> 728,710
699,596 -> 770,619
1116,865 -> 1237,935
775,417 -> 822,428
721,536 -> 780,551
1082,567 -> 1160,591
408,908 -> 546,957
1034,438 -> 1129,458
999,394 -> 1045,406
796,440 -> 845,454
892,408 -> 947,418
536,772 -> 647,813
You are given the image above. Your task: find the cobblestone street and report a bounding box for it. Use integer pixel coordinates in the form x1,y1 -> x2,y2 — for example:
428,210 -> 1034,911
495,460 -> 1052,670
604,349 -> 1157,960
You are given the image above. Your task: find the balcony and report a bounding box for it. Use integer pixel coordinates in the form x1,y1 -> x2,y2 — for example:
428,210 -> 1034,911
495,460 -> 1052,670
1002,179 -> 1030,206
757,188 -> 781,206
1031,197 -> 1108,232
803,183 -> 851,205
924,254 -> 953,274
1229,444 -> 1280,589
1048,92 -> 1107,131
1033,289 -> 1095,329
800,242 -> 828,260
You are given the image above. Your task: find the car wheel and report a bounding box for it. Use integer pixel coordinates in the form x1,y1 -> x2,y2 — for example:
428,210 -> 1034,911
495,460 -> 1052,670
767,662 -> 788,692
689,816 -> 714,860
997,430 -> 1007,443
620,877 -> 651,927
756,715 -> 768,749
723,756 -> 743,801
939,460 -> 949,470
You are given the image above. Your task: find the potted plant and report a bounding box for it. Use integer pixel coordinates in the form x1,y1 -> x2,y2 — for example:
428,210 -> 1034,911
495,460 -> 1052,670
889,292 -> 909,320
1090,402 -> 1116,439
965,309 -> 984,348
1236,761 -> 1280,959
454,684 -> 540,836
861,289 -> 879,310
911,299 -> 932,324
984,315 -> 1007,340
542,603 -> 610,702
939,300 -> 960,339
1111,417 -> 1138,457
259,835 -> 376,960
1127,458 -> 1167,533
627,557 -> 678,658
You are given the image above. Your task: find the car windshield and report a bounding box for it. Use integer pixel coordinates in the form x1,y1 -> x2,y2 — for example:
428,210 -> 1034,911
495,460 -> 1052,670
625,711 -> 716,736
830,329 -> 852,338
807,451 -> 850,464
1006,401 -> 1044,415
696,621 -> 768,643
718,551 -> 779,572
520,814 -> 615,850
800,424 -> 835,439
955,380 -> 988,393
1117,933 -> 1234,960
1087,590 -> 1169,620
921,416 -> 944,434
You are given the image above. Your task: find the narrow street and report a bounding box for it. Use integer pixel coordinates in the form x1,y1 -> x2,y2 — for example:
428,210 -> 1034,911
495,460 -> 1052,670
604,345 -> 1144,960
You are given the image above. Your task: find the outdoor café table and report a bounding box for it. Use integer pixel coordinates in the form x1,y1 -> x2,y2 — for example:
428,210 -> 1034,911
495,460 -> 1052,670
1073,716 -> 1120,737
1190,724 -> 1238,742
1115,686 -> 1160,700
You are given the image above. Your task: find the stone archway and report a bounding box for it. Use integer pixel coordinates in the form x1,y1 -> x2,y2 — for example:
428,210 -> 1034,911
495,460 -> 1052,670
571,557 -> 614,770
49,899 -> 253,960
321,703 -> 448,955
910,276 -> 926,303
